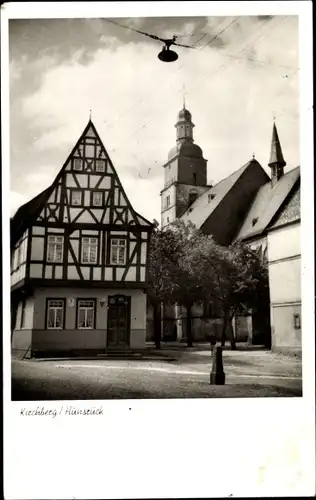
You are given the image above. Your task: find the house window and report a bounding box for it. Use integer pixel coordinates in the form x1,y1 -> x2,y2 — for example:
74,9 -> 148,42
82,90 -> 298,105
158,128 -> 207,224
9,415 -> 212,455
81,237 -> 98,264
47,235 -> 64,262
47,299 -> 64,329
167,217 -> 170,223
188,191 -> 198,206
91,191 -> 103,207
193,173 -> 197,185
73,158 -> 83,171
166,195 -> 170,208
77,300 -> 95,329
71,190 -> 83,206
208,193 -> 215,202
293,313 -> 301,329
110,238 -> 126,265
16,245 -> 22,267
20,299 -> 26,329
95,159 -> 105,173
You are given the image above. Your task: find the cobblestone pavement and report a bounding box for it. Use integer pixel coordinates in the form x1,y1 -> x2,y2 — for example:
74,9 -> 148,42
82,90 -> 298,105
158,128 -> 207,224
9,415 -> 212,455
11,348 -> 302,400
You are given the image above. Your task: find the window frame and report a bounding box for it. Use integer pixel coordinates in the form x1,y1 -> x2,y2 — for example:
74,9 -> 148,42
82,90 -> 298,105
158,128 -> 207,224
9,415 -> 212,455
81,236 -> 99,264
76,298 -> 96,330
20,298 -> 26,329
73,158 -> 83,171
47,235 -> 64,263
109,237 -> 127,266
95,159 -> 106,173
46,298 -> 66,330
70,189 -> 83,206
90,190 -> 104,207
165,195 -> 170,208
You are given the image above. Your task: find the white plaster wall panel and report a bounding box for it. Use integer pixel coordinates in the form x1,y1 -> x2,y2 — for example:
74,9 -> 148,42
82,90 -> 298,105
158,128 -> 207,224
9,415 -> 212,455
32,226 -> 45,235
104,268 -> 113,280
30,264 -> 43,279
31,237 -> 44,261
268,223 -> 300,262
68,266 -> 80,279
81,267 -> 89,280
125,267 -> 136,281
55,266 -> 63,279
269,257 -> 301,303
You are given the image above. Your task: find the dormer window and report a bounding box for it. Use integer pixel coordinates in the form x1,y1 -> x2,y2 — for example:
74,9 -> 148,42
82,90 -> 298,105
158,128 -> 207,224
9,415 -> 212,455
188,190 -> 198,206
73,158 -> 83,171
208,193 -> 216,202
252,217 -> 259,226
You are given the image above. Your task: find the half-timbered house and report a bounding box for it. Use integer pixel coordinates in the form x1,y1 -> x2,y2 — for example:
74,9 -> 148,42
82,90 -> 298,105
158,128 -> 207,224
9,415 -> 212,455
11,120 -> 154,358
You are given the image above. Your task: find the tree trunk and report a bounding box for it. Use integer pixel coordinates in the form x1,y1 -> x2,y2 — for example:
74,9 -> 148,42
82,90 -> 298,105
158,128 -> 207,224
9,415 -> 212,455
221,309 -> 236,350
186,304 -> 193,347
228,314 -> 237,350
220,310 -> 228,347
153,302 -> 161,349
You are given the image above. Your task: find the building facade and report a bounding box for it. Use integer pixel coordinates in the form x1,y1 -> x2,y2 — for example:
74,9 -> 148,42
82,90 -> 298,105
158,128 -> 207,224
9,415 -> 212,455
11,120 -> 153,358
267,184 -> 301,354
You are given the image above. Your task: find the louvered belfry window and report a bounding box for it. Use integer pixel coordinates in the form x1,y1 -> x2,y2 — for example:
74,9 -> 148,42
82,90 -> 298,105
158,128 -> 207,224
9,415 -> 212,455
81,237 -> 98,264
110,238 -> 126,265
47,235 -> 64,262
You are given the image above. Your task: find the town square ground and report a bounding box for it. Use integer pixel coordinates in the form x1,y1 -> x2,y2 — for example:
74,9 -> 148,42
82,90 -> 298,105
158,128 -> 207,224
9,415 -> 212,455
12,344 -> 302,400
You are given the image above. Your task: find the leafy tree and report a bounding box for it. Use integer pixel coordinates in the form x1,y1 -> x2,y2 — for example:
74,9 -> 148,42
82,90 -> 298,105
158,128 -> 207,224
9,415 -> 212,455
147,220 -> 205,348
147,220 -> 268,349
182,236 -> 269,349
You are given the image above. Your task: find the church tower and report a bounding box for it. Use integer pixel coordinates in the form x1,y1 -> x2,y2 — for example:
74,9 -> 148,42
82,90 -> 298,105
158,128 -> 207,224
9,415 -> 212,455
160,103 -> 209,228
268,121 -> 287,187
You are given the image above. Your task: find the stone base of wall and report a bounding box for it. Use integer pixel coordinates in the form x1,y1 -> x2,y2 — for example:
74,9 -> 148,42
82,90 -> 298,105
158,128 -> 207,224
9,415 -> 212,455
12,347 -> 32,359
272,346 -> 302,358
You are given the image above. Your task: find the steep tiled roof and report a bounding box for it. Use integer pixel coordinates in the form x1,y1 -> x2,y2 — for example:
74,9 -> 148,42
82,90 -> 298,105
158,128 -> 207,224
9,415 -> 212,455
181,159 -> 259,229
235,166 -> 300,241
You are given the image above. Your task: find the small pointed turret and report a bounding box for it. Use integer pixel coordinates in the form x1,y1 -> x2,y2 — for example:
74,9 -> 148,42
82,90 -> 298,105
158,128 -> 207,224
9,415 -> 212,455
268,121 -> 286,186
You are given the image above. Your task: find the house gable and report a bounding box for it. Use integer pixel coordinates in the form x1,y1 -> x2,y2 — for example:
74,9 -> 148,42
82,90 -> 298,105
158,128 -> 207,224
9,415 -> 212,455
34,121 -> 152,229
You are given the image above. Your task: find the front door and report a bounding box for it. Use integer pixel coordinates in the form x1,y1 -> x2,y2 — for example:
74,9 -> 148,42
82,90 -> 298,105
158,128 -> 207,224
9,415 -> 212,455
107,295 -> 131,348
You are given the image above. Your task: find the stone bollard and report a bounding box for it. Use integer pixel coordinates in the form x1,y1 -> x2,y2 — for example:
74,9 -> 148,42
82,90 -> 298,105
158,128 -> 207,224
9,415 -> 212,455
210,346 -> 225,385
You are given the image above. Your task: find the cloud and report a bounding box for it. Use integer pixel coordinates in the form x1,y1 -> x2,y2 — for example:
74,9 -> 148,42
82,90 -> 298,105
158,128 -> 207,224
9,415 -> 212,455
9,16 -> 300,222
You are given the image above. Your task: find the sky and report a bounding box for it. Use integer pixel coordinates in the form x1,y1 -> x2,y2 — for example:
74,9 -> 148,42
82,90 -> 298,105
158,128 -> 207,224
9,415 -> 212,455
8,13 -> 300,223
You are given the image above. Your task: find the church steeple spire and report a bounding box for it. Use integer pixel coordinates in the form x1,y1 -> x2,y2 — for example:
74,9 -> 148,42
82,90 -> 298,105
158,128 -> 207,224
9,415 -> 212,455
268,121 -> 286,186
175,101 -> 195,144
